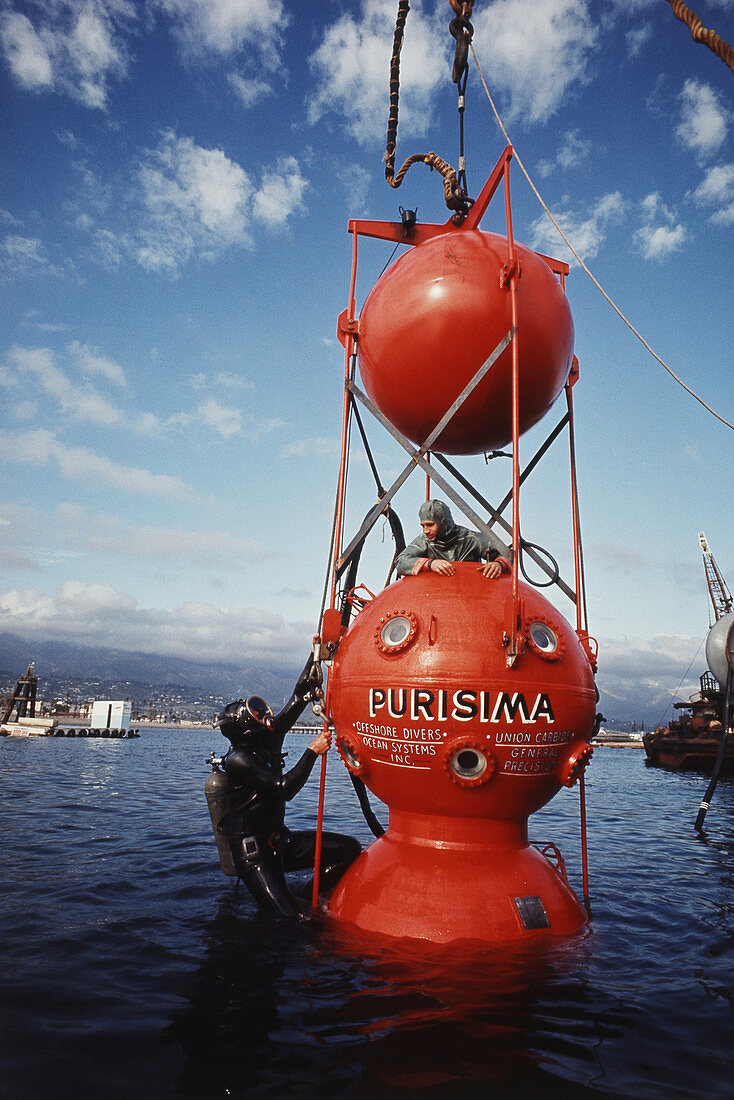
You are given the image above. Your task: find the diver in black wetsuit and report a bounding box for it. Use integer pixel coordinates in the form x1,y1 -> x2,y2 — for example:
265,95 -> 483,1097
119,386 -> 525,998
216,661 -> 361,919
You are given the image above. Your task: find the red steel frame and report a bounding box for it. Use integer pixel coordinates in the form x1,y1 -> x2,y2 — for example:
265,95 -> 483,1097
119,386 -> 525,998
313,144 -> 593,907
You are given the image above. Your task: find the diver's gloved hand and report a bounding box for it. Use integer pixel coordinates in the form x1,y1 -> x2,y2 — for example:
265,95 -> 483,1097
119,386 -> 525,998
294,653 -> 320,702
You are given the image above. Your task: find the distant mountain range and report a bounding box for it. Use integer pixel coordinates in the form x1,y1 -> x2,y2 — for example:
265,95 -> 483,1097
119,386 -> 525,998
0,631 -> 657,729
0,632 -> 301,708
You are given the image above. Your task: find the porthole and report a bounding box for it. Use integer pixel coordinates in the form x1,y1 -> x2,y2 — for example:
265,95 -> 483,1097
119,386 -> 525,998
374,610 -> 418,655
452,748 -> 487,779
341,740 -> 360,769
381,616 -> 412,646
531,622 -> 557,651
336,734 -> 368,778
559,743 -> 593,788
442,736 -> 496,788
528,619 -> 563,662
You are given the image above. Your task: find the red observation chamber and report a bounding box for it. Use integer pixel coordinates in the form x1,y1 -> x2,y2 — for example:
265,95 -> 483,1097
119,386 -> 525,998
328,564 -> 596,942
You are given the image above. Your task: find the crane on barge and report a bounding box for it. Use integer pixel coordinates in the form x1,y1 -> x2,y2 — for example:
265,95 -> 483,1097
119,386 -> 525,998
695,534 -> 734,830
699,531 -> 733,625
644,534 -> 734,793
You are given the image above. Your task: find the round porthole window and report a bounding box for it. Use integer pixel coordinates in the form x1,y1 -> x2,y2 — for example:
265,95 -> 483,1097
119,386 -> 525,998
374,610 -> 418,654
340,740 -> 360,769
336,734 -> 368,778
530,621 -> 557,651
381,616 -> 412,647
528,620 -> 563,661
451,748 -> 487,780
442,736 -> 496,788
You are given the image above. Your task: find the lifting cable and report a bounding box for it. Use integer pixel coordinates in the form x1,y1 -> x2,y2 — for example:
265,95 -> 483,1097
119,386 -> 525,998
384,0 -> 474,217
666,0 -> 734,75
468,43 -> 734,433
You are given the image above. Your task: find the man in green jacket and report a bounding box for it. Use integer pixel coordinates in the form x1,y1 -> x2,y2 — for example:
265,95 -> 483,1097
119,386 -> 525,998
395,499 -> 510,579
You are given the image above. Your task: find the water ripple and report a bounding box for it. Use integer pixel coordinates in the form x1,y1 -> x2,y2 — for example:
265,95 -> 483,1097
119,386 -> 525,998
1,734 -> 733,1097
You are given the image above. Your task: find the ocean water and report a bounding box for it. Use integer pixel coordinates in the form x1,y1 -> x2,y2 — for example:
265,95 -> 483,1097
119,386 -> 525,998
1,730 -> 733,1099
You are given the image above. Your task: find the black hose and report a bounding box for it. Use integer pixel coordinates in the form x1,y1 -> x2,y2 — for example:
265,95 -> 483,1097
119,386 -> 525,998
333,499 -> 402,835
337,503 -> 405,624
348,773 -> 386,838
519,539 -> 560,589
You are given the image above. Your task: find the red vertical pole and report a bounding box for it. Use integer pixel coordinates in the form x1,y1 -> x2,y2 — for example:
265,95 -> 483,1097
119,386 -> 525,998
579,772 -> 591,915
503,161 -> 522,661
312,228 -> 361,909
311,722 -> 329,909
565,375 -> 586,635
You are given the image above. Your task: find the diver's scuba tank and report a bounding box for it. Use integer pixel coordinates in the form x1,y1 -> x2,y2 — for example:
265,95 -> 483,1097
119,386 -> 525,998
205,753 -> 237,877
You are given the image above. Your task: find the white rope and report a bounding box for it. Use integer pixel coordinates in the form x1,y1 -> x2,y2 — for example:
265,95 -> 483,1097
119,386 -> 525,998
470,42 -> 734,433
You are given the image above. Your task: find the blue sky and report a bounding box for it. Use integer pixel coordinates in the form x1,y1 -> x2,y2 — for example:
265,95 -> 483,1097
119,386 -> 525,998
0,0 -> 732,723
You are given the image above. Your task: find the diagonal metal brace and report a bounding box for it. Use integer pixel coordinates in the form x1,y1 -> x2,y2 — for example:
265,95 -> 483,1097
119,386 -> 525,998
434,420 -> 578,602
337,382 -> 510,572
336,329 -> 514,573
339,385 -> 577,601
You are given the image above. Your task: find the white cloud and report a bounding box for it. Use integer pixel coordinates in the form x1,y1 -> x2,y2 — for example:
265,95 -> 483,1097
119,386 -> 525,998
472,0 -> 598,124
3,234 -> 47,269
536,130 -> 594,178
635,222 -> 687,260
56,503 -> 270,566
282,436 -> 339,459
62,128 -> 308,273
692,163 -> 734,225
0,581 -> 309,665
337,163 -> 372,211
3,345 -> 122,424
136,131 -> 254,271
0,427 -> 192,498
53,439 -> 192,497
626,23 -> 652,58
245,415 -> 285,444
129,132 -> 307,273
211,371 -> 256,392
530,191 -> 626,264
634,192 -> 687,261
91,227 -> 124,270
197,397 -> 242,439
0,502 -> 43,571
228,71 -> 271,106
0,1 -> 132,109
155,0 -> 287,62
596,632 -> 707,722
1,341 -> 257,444
252,156 -> 308,228
0,11 -> 53,89
308,0 -> 448,146
1,233 -> 68,278
676,79 -> 729,160
0,427 -> 54,466
67,340 -> 127,386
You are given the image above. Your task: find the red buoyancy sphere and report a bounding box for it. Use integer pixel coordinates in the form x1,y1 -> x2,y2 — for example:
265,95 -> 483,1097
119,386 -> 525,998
357,230 -> 574,454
